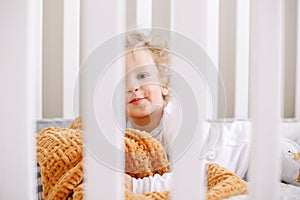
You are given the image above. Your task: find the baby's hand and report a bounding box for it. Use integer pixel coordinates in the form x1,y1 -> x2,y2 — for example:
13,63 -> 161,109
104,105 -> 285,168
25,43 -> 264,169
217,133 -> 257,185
125,174 -> 133,191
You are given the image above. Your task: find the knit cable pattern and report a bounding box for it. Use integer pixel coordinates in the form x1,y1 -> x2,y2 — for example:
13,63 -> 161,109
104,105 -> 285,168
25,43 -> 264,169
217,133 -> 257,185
36,127 -> 83,200
207,163 -> 247,200
125,128 -> 169,178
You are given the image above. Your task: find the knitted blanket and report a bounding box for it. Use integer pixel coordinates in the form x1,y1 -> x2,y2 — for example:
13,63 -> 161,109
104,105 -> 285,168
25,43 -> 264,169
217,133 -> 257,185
36,118 -> 247,200
123,129 -> 247,200
36,127 -> 84,200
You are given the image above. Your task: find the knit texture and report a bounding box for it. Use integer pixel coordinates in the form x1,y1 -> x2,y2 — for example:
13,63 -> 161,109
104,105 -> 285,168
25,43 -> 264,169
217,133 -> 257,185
36,127 -> 84,200
37,116 -> 247,200
207,163 -> 247,200
125,128 -> 169,178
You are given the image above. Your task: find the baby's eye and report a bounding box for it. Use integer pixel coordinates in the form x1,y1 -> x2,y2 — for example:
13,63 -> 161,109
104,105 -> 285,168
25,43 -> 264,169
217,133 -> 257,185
137,73 -> 150,79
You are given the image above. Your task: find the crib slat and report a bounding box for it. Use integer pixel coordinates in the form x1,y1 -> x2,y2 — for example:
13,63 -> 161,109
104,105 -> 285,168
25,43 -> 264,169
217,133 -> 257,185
296,0 -> 300,119
206,0 -> 220,119
136,0 -> 152,27
248,0 -> 282,199
234,0 -> 250,119
170,0 -> 208,199
80,0 -> 126,199
0,0 -> 41,198
63,0 -> 80,119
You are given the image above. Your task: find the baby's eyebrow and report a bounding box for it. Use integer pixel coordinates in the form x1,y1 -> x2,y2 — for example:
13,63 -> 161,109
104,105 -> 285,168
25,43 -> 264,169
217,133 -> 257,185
133,66 -> 157,72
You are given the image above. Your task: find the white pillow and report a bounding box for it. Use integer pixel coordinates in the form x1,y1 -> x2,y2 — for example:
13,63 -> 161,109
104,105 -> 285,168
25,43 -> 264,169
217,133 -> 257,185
280,121 -> 300,145
280,137 -> 300,186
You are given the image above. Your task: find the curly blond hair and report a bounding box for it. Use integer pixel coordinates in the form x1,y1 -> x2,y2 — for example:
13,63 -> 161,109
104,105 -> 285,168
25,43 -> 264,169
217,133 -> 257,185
126,31 -> 171,91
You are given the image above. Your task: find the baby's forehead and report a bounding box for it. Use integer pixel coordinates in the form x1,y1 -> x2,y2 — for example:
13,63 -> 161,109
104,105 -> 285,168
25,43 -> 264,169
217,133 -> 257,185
126,49 -> 156,72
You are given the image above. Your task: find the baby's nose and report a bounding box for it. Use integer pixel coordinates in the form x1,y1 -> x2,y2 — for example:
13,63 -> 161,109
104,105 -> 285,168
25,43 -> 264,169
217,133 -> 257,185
127,85 -> 140,93
126,77 -> 140,92
127,81 -> 139,93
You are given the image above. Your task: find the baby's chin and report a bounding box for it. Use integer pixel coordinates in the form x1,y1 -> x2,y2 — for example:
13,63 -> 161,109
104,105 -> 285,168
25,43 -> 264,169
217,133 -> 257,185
127,104 -> 163,118
126,109 -> 152,119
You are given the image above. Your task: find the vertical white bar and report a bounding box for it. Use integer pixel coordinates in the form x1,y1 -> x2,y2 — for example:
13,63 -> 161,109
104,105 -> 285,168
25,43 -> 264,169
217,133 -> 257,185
63,0 -> 80,119
136,0 -> 152,27
206,0 -> 219,61
234,0 -> 250,119
206,0 -> 220,119
170,0 -> 206,199
36,0 -> 43,120
296,0 -> 300,119
171,0 -> 206,44
0,0 -> 41,199
280,0 -> 286,120
249,0 -> 282,199
80,0 -> 126,199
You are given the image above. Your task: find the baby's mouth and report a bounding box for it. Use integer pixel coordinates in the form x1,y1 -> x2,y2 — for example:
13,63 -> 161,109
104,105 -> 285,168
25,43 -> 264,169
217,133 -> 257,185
129,98 -> 144,105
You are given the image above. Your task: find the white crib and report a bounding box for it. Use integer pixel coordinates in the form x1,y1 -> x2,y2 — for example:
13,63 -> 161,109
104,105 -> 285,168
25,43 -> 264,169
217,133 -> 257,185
1,0 -> 300,199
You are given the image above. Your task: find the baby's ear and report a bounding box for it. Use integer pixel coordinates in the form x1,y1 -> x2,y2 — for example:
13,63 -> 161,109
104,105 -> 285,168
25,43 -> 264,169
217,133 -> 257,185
162,87 -> 169,96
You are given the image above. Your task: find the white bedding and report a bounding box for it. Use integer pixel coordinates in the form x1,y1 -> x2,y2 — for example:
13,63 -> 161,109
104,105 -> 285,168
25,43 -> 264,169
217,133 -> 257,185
202,120 -> 300,199
226,182 -> 300,200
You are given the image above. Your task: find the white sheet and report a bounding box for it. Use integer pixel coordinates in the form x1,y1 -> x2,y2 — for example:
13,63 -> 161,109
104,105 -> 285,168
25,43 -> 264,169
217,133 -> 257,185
225,182 -> 300,200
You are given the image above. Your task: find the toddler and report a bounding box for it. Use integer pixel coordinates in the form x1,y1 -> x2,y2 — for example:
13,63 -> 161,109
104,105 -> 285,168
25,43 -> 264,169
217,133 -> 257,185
124,31 -> 176,194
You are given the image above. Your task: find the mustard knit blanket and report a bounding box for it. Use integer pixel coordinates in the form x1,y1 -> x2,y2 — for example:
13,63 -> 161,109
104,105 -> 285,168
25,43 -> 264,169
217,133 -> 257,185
36,117 -> 247,200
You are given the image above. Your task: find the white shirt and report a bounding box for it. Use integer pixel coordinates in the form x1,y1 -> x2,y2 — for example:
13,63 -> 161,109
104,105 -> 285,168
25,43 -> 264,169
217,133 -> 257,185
132,173 -> 172,194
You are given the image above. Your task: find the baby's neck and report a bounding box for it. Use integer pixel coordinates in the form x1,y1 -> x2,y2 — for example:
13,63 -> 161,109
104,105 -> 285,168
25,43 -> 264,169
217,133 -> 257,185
130,107 -> 164,133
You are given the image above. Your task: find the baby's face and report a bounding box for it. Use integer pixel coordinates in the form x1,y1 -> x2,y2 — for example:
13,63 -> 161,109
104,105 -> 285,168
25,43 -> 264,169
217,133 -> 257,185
126,49 -> 168,118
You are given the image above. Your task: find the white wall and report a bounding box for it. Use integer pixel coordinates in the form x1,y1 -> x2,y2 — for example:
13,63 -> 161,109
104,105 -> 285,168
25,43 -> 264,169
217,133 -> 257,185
283,0 -> 297,118
152,0 -> 171,29
219,0 -> 236,118
127,0 -> 137,27
42,0 -> 63,118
